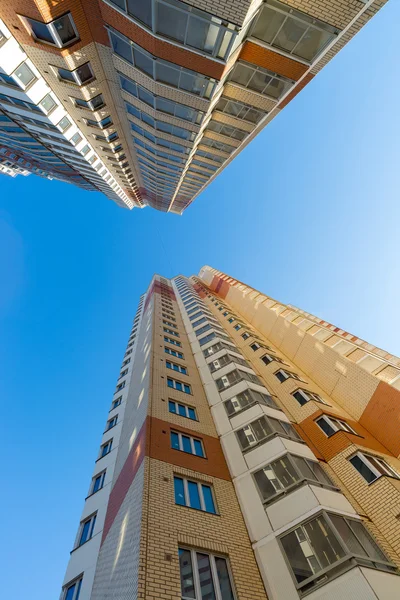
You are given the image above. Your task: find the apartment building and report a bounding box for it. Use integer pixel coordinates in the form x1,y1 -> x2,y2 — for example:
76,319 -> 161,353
61,267 -> 400,600
0,1 -> 389,212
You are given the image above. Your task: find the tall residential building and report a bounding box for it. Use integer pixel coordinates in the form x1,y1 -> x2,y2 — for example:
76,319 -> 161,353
62,267 -> 400,600
0,1 -> 389,213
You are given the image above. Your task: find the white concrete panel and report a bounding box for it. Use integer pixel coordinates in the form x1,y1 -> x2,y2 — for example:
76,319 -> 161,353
211,403 -> 231,436
307,566 -> 378,600
219,379 -> 270,401
255,537 -> 299,600
282,438 -> 316,460
220,432 -> 248,477
234,474 -> 272,542
310,484 -> 356,515
204,380 -> 224,406
243,436 -> 287,470
360,566 -> 400,599
266,485 -> 320,531
230,404 -> 265,430
0,38 -> 25,73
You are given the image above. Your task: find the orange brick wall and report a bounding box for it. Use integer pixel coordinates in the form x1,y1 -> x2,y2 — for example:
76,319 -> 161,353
360,381 -> 400,457
240,41 -> 308,81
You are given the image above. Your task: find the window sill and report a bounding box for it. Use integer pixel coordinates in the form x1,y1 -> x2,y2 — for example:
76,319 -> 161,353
175,502 -> 220,516
70,537 -> 93,554
172,448 -> 206,460
85,488 -> 104,501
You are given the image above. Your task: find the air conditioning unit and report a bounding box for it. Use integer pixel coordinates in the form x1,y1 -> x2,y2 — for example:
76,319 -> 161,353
221,375 -> 229,388
212,360 -> 220,370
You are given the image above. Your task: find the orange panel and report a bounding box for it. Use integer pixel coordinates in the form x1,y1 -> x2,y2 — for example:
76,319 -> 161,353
240,41 -> 308,81
360,382 -> 400,457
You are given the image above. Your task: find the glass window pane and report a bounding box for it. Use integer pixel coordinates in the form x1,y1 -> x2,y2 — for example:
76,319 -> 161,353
182,435 -> 192,453
121,76 -> 138,97
14,63 -> 36,87
188,481 -> 201,509
215,557 -> 234,600
175,104 -> 196,122
316,417 -> 335,436
305,517 -> 345,569
127,0 -> 152,28
53,14 -> 77,45
111,32 -> 133,64
156,62 -> 180,88
349,455 -> 377,483
65,583 -> 76,600
231,63 -> 253,87
202,485 -> 216,514
79,520 -> 91,545
168,400 -> 176,413
59,67 -> 75,82
194,439 -> 204,457
176,381 -> 183,391
188,408 -> 196,420
138,87 -> 154,106
250,70 -> 273,94
179,548 -> 196,599
178,404 -> 186,417
174,477 -> 186,505
329,515 -> 366,557
171,431 -> 180,450
252,6 -> 286,44
76,63 -> 93,83
134,47 -> 153,76
281,529 -> 315,583
40,94 -> 57,113
274,17 -> 308,54
196,553 -> 216,600
28,19 -> 54,43
186,18 -> 218,54
347,519 -> 387,561
157,3 -> 188,43
184,384 -> 191,394
294,27 -> 332,61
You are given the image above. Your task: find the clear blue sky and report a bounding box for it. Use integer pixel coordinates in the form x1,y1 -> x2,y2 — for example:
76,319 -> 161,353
1,3 -> 399,598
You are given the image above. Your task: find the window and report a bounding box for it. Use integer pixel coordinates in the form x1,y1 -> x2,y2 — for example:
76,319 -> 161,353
241,332 -> 250,340
233,324 -> 242,331
74,94 -> 105,111
195,323 -> 224,337
106,415 -> 118,430
78,513 -> 97,546
108,0 -> 238,60
216,97 -> 264,124
292,389 -> 328,406
167,377 -> 191,394
215,368 -> 261,391
275,369 -> 302,383
63,577 -> 82,600
199,331 -> 231,346
169,400 -> 197,420
254,454 -> 334,504
208,353 -> 249,373
203,341 -> 235,358
230,61 -> 293,100
316,415 -> 356,437
165,347 -> 183,358
179,548 -> 235,600
100,439 -> 112,458
166,360 -> 187,375
122,357 -> 131,367
13,62 -> 36,89
236,415 -> 300,451
261,353 -> 285,366
39,94 -> 57,114
174,477 -> 216,513
192,316 -> 208,328
349,452 -> 399,484
90,470 -> 106,494
224,388 -> 278,416
70,132 -> 82,146
164,327 -> 179,337
119,368 -> 128,379
57,116 -> 72,132
164,336 -> 181,346
57,63 -> 94,85
112,396 -> 122,410
86,116 -> 113,129
280,512 -> 393,594
163,319 -> 177,328
251,0 -> 338,63
171,431 -> 204,457
21,13 -> 79,47
109,28 -> 216,99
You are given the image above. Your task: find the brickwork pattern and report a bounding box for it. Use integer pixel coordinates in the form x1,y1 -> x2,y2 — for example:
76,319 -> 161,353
240,41 -> 308,80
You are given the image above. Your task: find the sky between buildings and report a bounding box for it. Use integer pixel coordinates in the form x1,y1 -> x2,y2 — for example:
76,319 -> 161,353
1,2 -> 399,599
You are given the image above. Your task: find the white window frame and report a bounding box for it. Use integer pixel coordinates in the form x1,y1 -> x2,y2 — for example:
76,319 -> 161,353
275,369 -> 302,382
20,13 -> 79,48
171,431 -> 204,456
106,415 -> 118,430
166,360 -> 187,375
90,470 -> 106,495
174,476 -> 216,513
62,576 -> 82,600
164,336 -> 181,346
165,346 -> 183,358
163,327 -> 179,337
167,377 -> 191,394
179,548 -> 236,600
55,62 -> 95,85
292,388 -> 329,406
350,452 -> 399,483
316,415 -> 356,436
100,439 -> 112,458
261,353 -> 285,365
77,512 -> 97,547
168,400 -> 197,420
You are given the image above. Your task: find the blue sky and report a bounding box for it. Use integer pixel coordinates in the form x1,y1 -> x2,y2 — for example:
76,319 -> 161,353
1,3 -> 400,598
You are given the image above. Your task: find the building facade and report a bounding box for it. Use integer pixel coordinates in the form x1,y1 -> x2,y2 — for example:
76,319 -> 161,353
62,266 -> 400,600
0,0 -> 389,212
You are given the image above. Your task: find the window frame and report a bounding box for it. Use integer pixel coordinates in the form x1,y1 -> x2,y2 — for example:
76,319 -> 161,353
224,387 -> 278,417
236,415 -> 301,451
164,346 -> 183,359
174,476 -> 216,514
90,470 -> 106,495
62,576 -> 83,600
56,62 -> 95,86
275,368 -> 303,383
292,388 -> 329,406
168,400 -> 197,421
167,376 -> 191,394
349,452 -> 400,484
164,336 -> 182,346
178,547 -> 236,600
99,439 -> 113,459
166,360 -> 187,375
316,415 -> 357,437
20,12 -> 80,48
77,512 -> 97,547
170,430 -> 205,457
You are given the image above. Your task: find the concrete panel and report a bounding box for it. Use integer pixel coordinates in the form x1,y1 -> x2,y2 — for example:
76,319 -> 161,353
220,432 -> 248,477
234,474 -> 272,542
255,537 -> 299,600
211,403 -> 231,436
307,567 -> 378,600
361,566 -> 400,599
266,485 -> 320,531
310,484 -> 356,515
